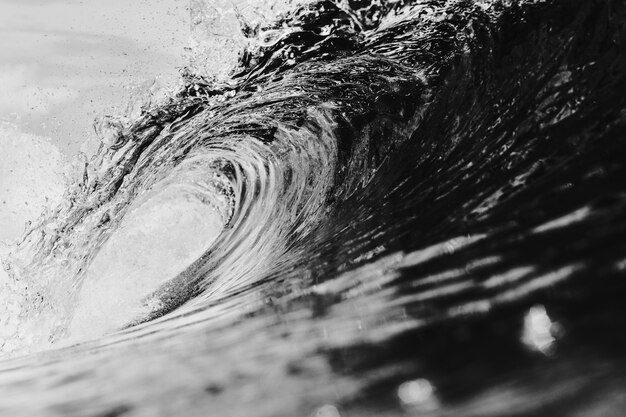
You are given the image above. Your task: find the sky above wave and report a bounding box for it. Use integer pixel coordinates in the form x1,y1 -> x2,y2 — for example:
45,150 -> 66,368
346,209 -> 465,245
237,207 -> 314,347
0,0 -> 189,155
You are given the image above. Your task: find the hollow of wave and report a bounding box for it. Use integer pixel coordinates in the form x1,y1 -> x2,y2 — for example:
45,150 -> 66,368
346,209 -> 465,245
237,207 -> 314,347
1,0 -> 626,416
67,181 -> 225,342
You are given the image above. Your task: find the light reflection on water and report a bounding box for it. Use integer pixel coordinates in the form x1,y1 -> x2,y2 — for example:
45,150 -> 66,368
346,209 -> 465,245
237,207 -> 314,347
521,305 -> 561,355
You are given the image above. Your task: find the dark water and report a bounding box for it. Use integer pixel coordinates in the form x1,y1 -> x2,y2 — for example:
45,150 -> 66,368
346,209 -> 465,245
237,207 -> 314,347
1,0 -> 626,415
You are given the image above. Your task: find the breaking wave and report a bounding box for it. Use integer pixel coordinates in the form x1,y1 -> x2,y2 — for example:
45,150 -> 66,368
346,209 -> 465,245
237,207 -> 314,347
1,0 -> 626,416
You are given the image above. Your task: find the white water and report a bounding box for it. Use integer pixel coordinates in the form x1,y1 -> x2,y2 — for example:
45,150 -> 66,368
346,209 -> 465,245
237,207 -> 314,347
0,124 -> 67,352
0,124 -> 67,243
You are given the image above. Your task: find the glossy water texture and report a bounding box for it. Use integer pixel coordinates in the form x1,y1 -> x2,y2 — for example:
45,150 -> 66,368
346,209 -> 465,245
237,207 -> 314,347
1,0 -> 626,416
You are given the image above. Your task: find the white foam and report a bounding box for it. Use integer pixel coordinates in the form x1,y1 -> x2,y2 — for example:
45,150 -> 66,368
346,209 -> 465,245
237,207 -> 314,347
0,124 -> 67,354
0,124 -> 67,243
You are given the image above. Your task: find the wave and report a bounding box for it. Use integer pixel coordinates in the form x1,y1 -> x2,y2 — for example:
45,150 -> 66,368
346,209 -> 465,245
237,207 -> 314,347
1,0 -> 626,415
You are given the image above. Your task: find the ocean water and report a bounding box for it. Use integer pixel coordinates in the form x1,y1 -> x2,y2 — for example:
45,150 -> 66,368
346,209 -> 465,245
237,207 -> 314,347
1,0 -> 626,416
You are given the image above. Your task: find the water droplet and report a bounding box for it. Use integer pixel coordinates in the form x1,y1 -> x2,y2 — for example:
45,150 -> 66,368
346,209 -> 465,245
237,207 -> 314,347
312,404 -> 341,417
521,304 -> 561,355
93,115 -> 126,149
398,378 -> 438,409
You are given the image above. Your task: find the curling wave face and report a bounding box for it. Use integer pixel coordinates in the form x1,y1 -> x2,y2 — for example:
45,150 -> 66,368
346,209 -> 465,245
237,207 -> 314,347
1,0 -> 626,416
